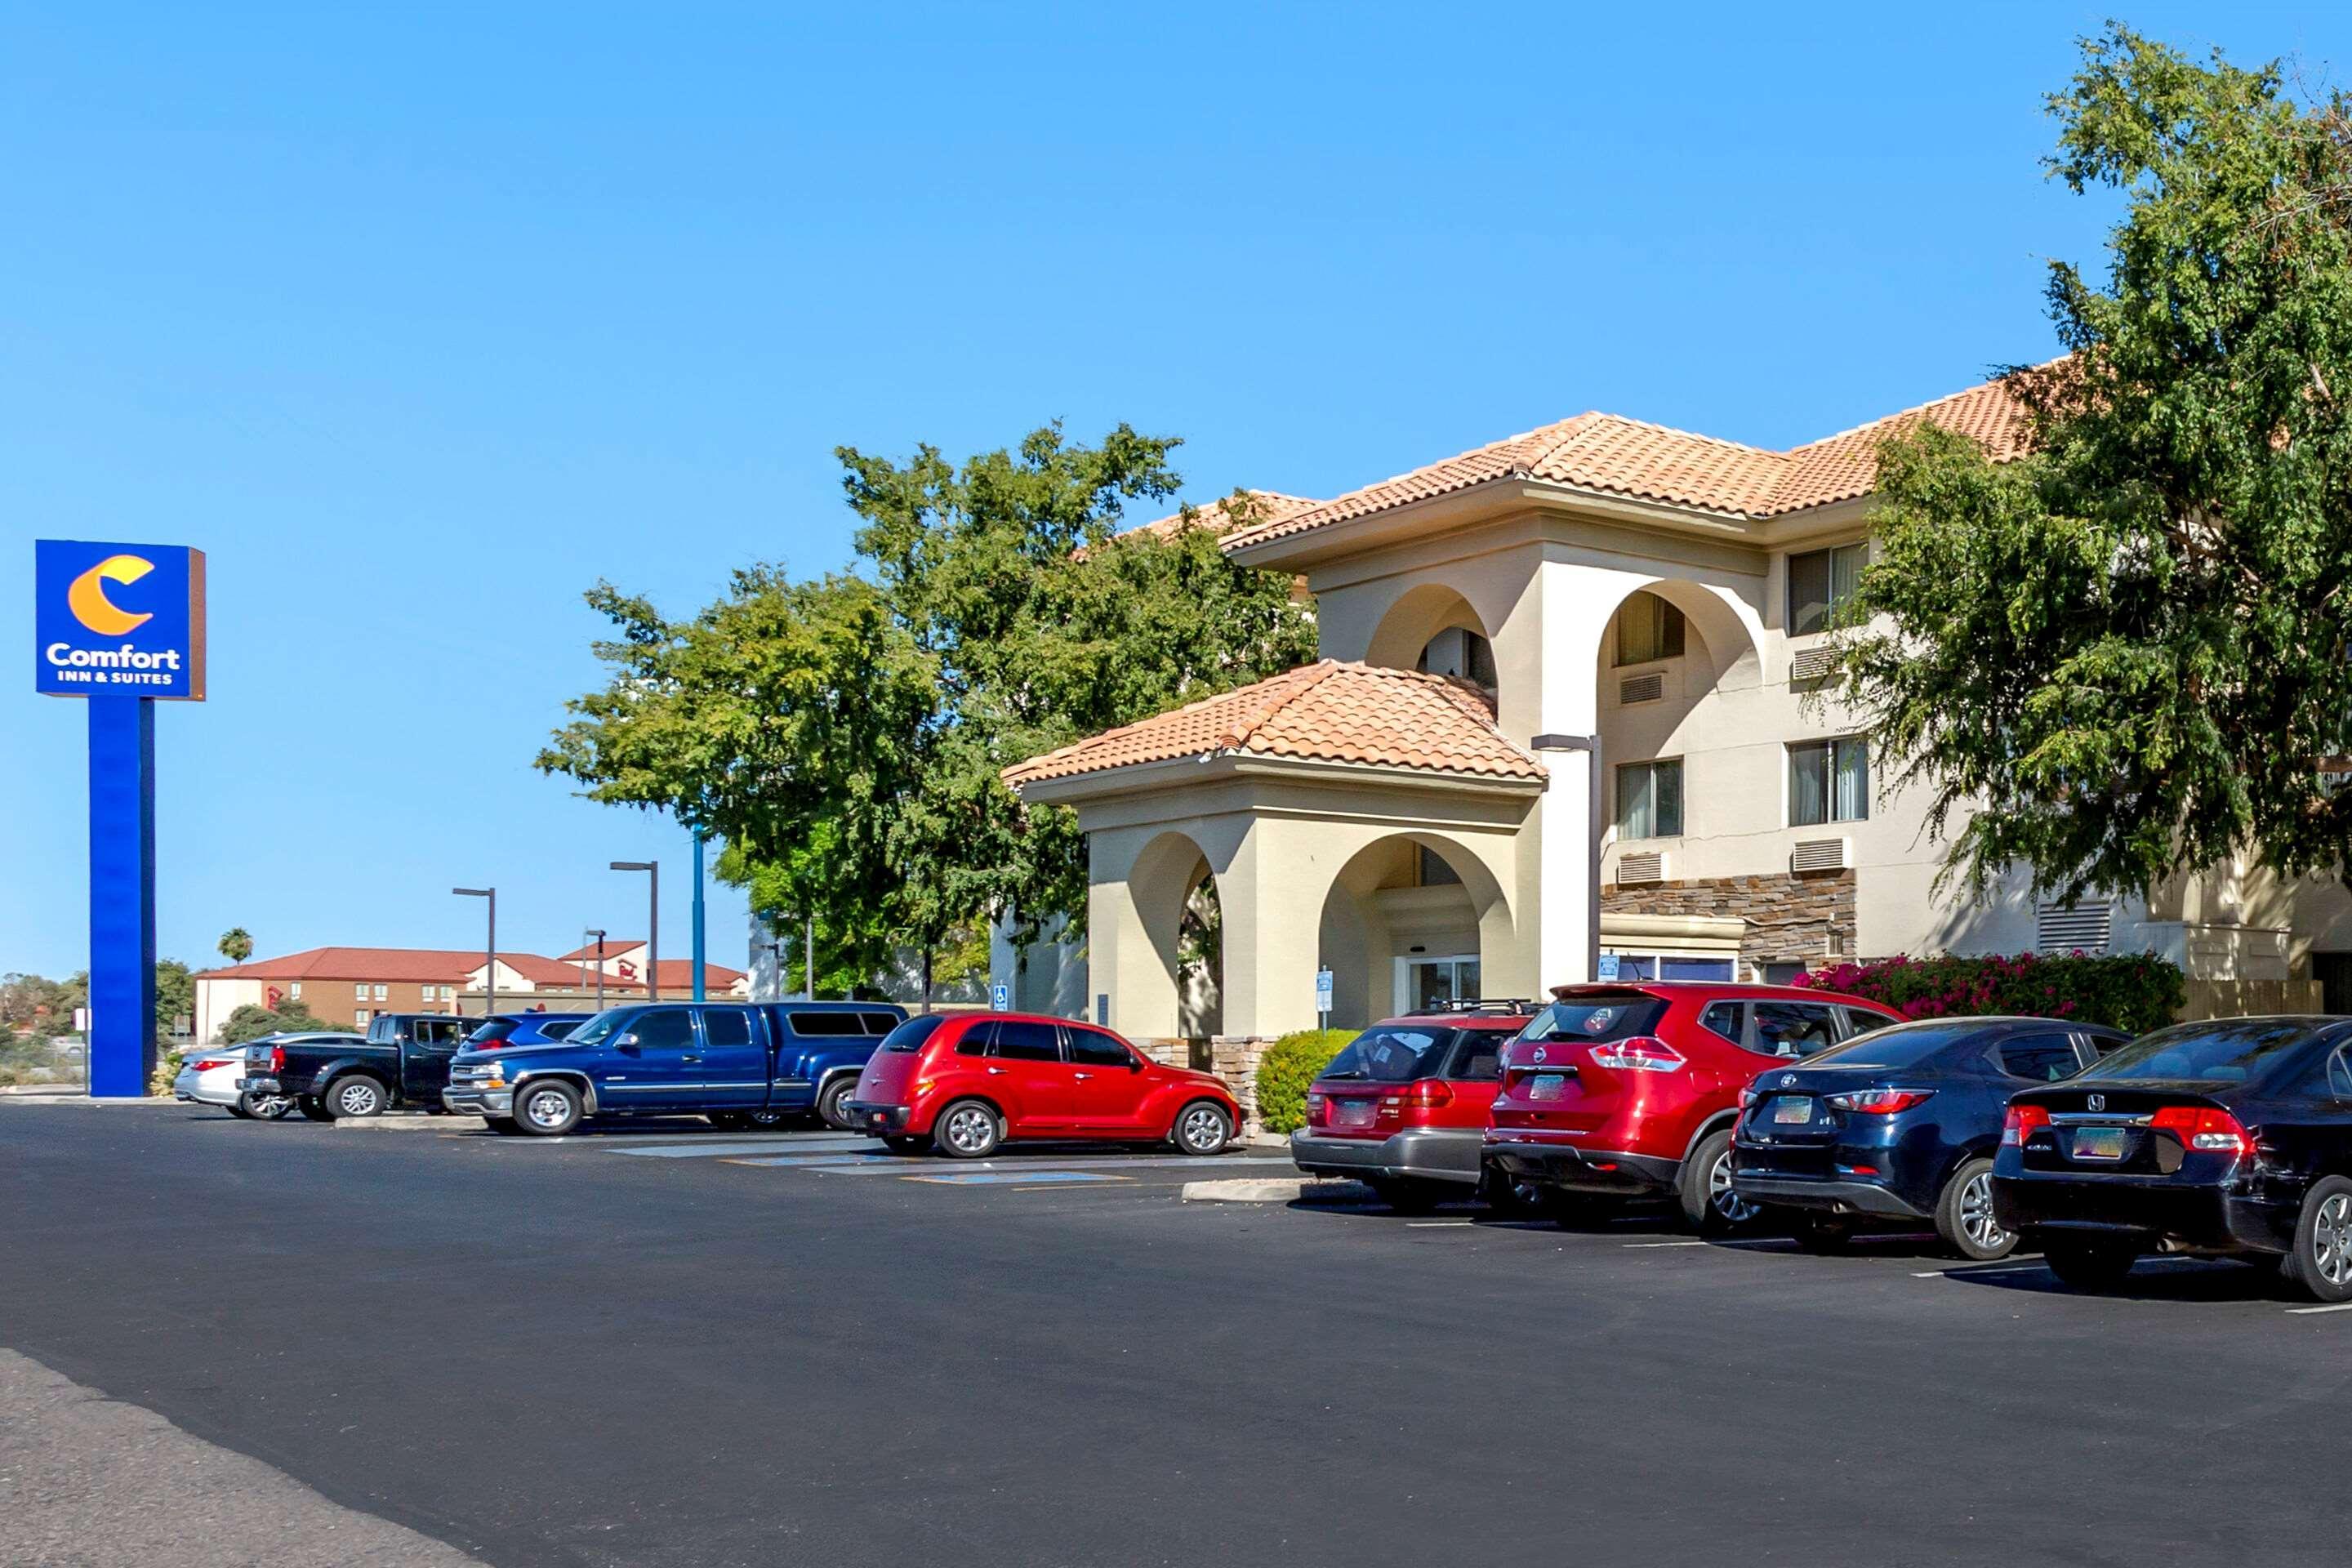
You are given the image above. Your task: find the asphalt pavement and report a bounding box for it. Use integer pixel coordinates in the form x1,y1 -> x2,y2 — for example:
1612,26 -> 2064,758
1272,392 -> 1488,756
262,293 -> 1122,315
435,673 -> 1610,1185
3,1102 -> 2346,1566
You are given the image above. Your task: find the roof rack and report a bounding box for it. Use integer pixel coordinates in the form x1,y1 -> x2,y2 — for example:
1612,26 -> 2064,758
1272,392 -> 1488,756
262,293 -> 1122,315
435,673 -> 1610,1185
1424,997 -> 1541,1014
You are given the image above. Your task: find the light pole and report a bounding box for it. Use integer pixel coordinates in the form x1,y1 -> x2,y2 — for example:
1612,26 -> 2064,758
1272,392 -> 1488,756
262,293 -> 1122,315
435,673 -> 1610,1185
610,861 -> 658,1001
583,927 -> 607,1010
453,887 -> 496,1016
760,938 -> 786,1002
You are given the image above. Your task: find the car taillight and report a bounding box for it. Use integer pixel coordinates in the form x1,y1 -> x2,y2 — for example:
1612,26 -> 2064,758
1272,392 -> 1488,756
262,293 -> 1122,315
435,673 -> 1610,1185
2001,1104 -> 2050,1146
191,1058 -> 231,1071
1396,1080 -> 1454,1109
1306,1092 -> 1328,1128
1737,1086 -> 1760,1108
1589,1036 -> 1684,1072
1826,1089 -> 1936,1115
2149,1105 -> 2251,1154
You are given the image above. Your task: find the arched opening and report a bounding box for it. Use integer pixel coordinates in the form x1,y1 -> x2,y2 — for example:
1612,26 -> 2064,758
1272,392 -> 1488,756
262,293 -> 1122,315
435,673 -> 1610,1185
1315,832 -> 1513,1029
1594,578 -> 1768,980
1125,830 -> 1223,1062
1365,583 -> 1494,696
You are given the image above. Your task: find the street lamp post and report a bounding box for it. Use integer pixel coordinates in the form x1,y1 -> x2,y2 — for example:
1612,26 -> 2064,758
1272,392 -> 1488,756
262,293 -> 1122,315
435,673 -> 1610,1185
610,862 -> 658,1002
452,887 -> 496,1017
760,938 -> 786,1002
583,927 -> 607,1010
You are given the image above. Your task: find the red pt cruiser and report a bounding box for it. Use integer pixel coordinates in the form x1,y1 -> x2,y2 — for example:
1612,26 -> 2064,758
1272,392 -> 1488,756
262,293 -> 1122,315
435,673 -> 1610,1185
1483,982 -> 1903,1232
844,1010 -> 1241,1160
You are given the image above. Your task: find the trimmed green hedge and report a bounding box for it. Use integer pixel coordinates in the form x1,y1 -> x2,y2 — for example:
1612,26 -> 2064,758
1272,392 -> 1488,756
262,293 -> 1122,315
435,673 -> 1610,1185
1797,951 -> 2185,1036
1254,1027 -> 1360,1134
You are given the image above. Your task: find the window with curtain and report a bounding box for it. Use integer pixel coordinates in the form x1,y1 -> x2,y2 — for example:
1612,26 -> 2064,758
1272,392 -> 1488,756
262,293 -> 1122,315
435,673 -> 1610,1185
1615,592 -> 1686,665
1787,542 -> 1866,636
1789,737 -> 1869,826
1616,759 -> 1684,839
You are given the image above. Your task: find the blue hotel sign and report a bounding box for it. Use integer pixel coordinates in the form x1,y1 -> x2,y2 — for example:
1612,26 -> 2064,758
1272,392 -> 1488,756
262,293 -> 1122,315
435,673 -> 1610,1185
35,540 -> 207,1097
34,540 -> 207,700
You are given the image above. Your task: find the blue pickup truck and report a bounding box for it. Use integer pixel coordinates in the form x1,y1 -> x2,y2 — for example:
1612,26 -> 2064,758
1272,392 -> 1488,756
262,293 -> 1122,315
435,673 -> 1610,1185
441,999 -> 908,1136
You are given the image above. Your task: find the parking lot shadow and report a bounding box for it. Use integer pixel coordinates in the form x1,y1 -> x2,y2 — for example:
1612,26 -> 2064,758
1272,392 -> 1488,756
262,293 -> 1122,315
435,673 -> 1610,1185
1941,1254 -> 2288,1305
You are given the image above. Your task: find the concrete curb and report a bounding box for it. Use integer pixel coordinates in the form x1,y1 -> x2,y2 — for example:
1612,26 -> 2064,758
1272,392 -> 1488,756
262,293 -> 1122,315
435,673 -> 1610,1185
1181,1176 -> 1371,1205
336,1113 -> 477,1132
0,1093 -> 180,1107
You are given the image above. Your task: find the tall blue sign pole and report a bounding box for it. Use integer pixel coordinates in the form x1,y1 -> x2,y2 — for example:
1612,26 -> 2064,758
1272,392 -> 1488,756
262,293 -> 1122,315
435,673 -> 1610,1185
34,541 -> 207,1098
690,826 -> 707,1002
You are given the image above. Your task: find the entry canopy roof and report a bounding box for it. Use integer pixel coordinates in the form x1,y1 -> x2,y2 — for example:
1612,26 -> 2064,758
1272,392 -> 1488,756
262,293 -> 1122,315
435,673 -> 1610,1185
1002,660 -> 1545,795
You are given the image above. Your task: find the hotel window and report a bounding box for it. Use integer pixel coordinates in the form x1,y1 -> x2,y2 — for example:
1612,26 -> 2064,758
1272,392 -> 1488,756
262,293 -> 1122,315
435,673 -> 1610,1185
289,982 -> 301,1000
354,1009 -> 372,1025
354,983 -> 368,1000
1416,626 -> 1497,693
1790,737 -> 1869,826
1788,542 -> 1866,637
1416,844 -> 1462,887
1615,592 -> 1686,666
1616,759 -> 1684,840
373,984 -> 388,1001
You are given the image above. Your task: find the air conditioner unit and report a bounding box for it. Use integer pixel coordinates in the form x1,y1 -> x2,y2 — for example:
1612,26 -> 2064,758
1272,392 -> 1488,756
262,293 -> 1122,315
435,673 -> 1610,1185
2037,900 -> 2113,955
1619,671 -> 1665,705
1791,837 -> 1849,873
1789,646 -> 1836,686
1617,852 -> 1667,885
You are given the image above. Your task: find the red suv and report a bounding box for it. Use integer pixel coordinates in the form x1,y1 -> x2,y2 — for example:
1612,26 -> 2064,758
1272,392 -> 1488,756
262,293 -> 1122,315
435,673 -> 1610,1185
1483,982 -> 1902,1232
843,1011 -> 1241,1160
1289,1003 -> 1532,1211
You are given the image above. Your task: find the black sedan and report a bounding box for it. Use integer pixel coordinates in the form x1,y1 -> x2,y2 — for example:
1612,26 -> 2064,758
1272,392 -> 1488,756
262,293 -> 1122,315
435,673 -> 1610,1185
1994,1016 -> 2352,1301
1732,1015 -> 2124,1259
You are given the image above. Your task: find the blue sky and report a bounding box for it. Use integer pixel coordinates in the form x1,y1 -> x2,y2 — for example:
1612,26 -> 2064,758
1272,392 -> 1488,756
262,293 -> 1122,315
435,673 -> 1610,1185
0,2 -> 2338,979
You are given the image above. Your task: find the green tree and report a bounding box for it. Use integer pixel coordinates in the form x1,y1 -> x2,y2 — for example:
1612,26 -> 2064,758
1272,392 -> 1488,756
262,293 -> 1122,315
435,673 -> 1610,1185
544,424 -> 1316,1002
218,998 -> 342,1046
1831,26 -> 2352,904
154,959 -> 192,1043
216,927 -> 253,964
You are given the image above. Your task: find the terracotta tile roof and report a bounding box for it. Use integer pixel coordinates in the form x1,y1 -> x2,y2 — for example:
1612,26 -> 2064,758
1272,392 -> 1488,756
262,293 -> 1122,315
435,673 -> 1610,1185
1002,661 -> 1545,790
555,938 -> 645,962
196,947 -> 489,983
1223,371 -> 2037,549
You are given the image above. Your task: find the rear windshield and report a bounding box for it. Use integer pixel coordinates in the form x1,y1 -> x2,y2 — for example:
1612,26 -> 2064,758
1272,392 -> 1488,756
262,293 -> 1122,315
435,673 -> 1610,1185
1802,1023 -> 1981,1070
880,1013 -> 948,1054
1318,1027 -> 1461,1083
1518,997 -> 1669,1044
465,1019 -> 519,1045
539,1020 -> 581,1040
2088,1019 -> 2319,1085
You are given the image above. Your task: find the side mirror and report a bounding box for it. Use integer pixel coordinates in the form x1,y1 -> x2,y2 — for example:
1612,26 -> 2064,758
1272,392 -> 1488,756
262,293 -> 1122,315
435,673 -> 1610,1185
1128,1055 -> 1145,1072
616,1033 -> 639,1049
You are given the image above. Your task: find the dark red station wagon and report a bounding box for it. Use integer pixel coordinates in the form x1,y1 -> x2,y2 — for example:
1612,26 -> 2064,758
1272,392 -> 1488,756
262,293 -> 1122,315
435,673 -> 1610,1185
1289,1003 -> 1533,1211
1483,982 -> 1903,1232
843,1010 -> 1241,1160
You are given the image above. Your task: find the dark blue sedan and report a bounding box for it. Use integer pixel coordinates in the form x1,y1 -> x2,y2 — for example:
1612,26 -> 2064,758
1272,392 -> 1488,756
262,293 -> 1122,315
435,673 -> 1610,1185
1730,1014 -> 2125,1258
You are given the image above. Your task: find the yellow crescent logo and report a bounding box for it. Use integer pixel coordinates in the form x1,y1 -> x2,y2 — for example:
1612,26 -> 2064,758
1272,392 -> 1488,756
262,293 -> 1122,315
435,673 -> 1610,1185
67,555 -> 155,636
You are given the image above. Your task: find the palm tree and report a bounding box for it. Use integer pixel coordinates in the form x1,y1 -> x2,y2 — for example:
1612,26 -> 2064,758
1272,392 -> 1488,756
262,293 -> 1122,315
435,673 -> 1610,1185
216,928 -> 254,964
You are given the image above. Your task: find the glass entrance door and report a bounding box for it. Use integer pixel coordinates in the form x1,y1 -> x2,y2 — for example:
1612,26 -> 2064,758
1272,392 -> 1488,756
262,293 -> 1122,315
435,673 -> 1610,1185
1398,956 -> 1481,1013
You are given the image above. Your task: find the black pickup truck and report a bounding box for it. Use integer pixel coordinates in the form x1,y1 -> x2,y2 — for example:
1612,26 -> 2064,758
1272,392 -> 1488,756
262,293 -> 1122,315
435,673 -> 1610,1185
239,1012 -> 479,1120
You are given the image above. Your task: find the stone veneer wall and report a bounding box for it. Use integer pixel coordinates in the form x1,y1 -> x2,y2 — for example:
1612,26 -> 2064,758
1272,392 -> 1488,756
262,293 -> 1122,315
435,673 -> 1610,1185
1601,870 -> 1855,970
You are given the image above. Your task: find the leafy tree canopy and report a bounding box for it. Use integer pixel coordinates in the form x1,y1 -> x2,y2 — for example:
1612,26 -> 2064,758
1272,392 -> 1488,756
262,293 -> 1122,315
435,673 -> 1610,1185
219,998 -> 343,1046
1834,24 -> 2352,903
541,423 -> 1316,994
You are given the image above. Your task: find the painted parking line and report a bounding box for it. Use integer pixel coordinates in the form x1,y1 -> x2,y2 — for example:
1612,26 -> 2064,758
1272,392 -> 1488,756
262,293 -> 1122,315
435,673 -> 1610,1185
2285,1302 -> 2352,1316
1624,1240 -> 1711,1250
610,1141 -> 870,1159
904,1170 -> 1131,1187
1405,1220 -> 1475,1228
720,1154 -> 904,1169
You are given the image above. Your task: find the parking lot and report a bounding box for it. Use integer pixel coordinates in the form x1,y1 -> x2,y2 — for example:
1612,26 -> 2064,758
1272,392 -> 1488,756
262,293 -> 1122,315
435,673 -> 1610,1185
6,1102 -> 2350,1567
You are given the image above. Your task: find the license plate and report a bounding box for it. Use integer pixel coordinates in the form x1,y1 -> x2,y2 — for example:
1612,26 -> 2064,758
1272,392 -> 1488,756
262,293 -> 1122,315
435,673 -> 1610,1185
2071,1127 -> 2127,1160
1772,1098 -> 1814,1125
1334,1100 -> 1376,1128
1528,1073 -> 1566,1102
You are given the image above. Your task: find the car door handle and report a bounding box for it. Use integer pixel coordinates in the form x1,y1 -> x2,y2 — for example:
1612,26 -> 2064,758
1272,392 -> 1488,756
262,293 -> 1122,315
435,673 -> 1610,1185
986,1067 -> 1009,1076
680,1054 -> 702,1063
1074,1071 -> 1093,1080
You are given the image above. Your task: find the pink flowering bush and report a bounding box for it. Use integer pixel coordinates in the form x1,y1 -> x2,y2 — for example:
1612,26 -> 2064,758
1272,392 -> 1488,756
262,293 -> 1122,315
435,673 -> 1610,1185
1795,951 -> 2183,1036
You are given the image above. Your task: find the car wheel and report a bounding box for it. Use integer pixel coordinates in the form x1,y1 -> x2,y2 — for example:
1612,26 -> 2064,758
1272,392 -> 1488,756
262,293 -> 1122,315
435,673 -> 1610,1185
1368,1177 -> 1449,1214
881,1134 -> 929,1156
238,1090 -> 294,1121
933,1099 -> 1002,1159
225,1096 -> 256,1119
514,1080 -> 585,1137
816,1079 -> 856,1130
1477,1165 -> 1537,1217
327,1076 -> 387,1119
1170,1100 -> 1232,1156
1788,1212 -> 1855,1254
1679,1129 -> 1760,1234
483,1116 -> 526,1135
2283,1175 -> 2352,1304
296,1096 -> 334,1122
1934,1157 -> 2015,1261
2041,1235 -> 2140,1290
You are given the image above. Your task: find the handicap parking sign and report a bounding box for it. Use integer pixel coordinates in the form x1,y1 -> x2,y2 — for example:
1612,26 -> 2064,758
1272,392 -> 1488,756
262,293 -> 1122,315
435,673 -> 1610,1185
1597,953 -> 1621,981
990,982 -> 1009,1012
